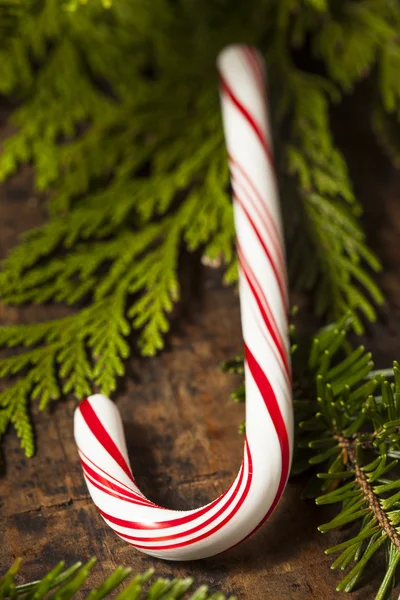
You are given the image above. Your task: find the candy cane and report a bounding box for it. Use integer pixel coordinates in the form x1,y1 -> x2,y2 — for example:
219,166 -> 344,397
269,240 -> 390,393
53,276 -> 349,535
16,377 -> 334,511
73,44 -> 293,561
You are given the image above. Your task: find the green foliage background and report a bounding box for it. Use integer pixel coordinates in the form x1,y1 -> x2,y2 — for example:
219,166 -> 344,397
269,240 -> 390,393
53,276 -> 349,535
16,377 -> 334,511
2,2 -> 400,596
1,0 -> 398,456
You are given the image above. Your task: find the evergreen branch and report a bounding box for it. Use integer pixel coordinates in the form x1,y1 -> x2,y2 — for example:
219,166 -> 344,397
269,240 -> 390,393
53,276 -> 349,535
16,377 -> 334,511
280,66 -> 383,330
0,289 -> 130,454
372,105 -> 400,168
312,1 -> 395,92
0,156 -> 234,455
0,0 -> 385,359
295,318 -> 400,597
0,0 -> 25,44
335,434 -> 400,551
0,558 -> 237,599
271,0 -> 400,329
0,0 -> 394,464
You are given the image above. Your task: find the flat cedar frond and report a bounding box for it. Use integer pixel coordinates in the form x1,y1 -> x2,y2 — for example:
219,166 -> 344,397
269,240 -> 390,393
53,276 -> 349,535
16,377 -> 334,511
0,0 -> 25,43
0,290 -> 131,454
276,58 -> 383,329
372,106 -> 400,169
0,558 -> 237,599
295,316 -> 400,598
312,1 -> 396,92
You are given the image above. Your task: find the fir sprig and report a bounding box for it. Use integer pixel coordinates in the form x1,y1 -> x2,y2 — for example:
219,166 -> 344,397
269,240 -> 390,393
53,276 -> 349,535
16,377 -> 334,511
295,317 -> 400,598
0,558 -> 237,599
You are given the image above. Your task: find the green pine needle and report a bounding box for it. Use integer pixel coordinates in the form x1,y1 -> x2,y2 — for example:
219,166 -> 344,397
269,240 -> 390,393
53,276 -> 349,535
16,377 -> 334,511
0,559 -> 237,600
294,316 -> 400,598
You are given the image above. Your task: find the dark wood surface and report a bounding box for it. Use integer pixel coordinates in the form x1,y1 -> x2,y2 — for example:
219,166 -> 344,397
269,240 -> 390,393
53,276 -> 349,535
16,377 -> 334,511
1,95 -> 400,598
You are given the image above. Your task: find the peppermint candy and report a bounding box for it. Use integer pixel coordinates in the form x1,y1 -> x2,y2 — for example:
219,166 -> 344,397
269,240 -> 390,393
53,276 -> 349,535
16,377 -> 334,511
74,45 -> 293,561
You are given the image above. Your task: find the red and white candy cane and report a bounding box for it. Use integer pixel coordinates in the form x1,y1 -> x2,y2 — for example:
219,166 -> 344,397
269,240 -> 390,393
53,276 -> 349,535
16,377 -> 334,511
74,44 -> 293,561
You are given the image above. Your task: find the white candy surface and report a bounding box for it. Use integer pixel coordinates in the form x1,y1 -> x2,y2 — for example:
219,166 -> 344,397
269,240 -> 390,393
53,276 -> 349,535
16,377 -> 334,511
74,44 -> 293,561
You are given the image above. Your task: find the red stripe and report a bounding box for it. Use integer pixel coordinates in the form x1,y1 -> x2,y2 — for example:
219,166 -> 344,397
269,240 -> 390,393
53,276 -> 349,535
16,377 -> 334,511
110,446 -> 250,544
241,265 -> 291,392
249,47 -> 266,97
125,442 -> 253,550
237,247 -> 283,363
229,154 -> 281,253
235,193 -> 288,314
81,457 -> 156,507
98,454 -> 246,531
79,398 -> 134,483
231,174 -> 285,275
219,74 -> 274,169
78,446 -> 139,496
245,346 -> 290,478
248,300 -> 291,392
237,246 -> 290,379
237,242 -> 290,380
237,345 -> 290,545
242,46 -> 264,99
84,470 -> 152,507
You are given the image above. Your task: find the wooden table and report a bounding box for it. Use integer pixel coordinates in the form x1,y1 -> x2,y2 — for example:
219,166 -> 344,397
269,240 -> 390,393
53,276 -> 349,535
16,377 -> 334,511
1,92 -> 400,598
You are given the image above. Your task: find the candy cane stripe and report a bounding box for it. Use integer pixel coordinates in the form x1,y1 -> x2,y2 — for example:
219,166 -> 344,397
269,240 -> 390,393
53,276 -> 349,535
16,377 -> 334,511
121,457 -> 253,551
239,259 -> 291,388
78,446 -> 151,500
80,458 -> 155,506
74,44 -> 293,561
83,471 -> 152,507
235,192 -> 288,313
245,345 -> 290,476
242,46 -> 265,100
97,452 -> 248,533
219,75 -> 275,168
98,448 -> 252,545
237,242 -> 288,355
79,399 -> 134,482
238,248 -> 290,377
229,154 -> 280,242
231,172 -> 285,274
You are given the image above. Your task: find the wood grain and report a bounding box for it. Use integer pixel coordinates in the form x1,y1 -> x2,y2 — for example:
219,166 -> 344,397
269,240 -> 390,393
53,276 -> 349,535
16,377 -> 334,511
1,91 -> 400,598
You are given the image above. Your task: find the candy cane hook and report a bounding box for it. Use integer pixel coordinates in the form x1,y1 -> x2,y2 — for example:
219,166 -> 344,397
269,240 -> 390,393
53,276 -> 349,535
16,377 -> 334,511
74,44 -> 294,561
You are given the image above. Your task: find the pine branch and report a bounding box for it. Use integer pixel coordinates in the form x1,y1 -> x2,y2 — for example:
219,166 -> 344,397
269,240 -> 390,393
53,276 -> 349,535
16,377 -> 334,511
294,317 -> 400,598
0,558 -> 237,599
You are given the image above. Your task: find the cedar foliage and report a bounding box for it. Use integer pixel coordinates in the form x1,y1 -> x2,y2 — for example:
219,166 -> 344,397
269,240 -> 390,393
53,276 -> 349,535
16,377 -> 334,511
1,0 -> 399,454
